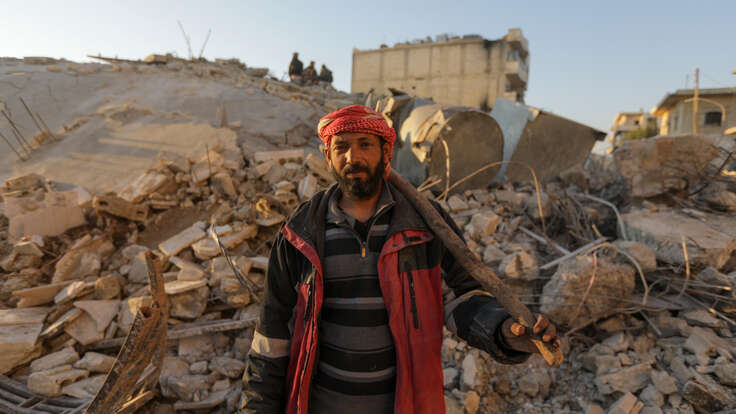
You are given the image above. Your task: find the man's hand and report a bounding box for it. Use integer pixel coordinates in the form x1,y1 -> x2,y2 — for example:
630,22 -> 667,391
501,314 -> 560,354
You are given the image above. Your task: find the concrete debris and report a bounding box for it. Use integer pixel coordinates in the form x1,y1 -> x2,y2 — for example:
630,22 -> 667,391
614,135 -> 720,198
541,256 -> 635,328
2,60 -> 735,414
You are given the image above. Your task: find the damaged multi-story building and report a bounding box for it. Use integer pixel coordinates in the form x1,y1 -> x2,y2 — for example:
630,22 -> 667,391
351,28 -> 529,110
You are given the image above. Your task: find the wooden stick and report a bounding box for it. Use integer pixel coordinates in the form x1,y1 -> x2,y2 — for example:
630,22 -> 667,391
388,169 -> 564,366
1,109 -> 33,153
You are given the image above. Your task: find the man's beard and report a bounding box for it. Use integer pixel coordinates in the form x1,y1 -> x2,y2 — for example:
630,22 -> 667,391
331,156 -> 385,200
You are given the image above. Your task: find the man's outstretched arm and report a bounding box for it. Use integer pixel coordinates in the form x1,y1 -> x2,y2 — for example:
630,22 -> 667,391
241,233 -> 299,413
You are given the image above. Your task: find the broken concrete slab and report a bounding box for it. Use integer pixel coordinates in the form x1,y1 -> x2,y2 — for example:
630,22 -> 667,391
74,300 -> 120,331
74,352 -> 115,373
52,236 -> 114,283
54,281 -> 93,305
93,194 -> 149,221
61,374 -> 105,399
27,364 -> 89,397
118,171 -> 170,203
8,191 -> 86,242
253,148 -> 304,164
622,208 -> 736,270
30,347 -> 79,373
64,311 -> 105,345
0,307 -> 49,325
169,286 -> 209,320
164,280 -> 208,295
158,221 -> 207,257
0,323 -> 43,374
118,296 -> 153,332
220,224 -> 259,248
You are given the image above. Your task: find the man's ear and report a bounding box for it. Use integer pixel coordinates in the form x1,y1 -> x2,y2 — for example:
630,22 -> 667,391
382,141 -> 391,160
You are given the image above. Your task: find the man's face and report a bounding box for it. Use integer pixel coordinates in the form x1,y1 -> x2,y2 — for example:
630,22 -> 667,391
324,132 -> 389,200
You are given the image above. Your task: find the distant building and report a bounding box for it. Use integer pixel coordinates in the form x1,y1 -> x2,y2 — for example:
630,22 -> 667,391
351,29 -> 529,110
609,111 -> 658,145
652,88 -> 736,136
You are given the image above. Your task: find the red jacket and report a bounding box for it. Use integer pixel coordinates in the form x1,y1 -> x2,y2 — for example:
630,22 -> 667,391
241,183 -> 528,414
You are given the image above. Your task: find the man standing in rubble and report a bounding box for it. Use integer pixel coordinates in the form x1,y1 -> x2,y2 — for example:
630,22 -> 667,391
289,52 -> 303,84
241,105 -> 560,414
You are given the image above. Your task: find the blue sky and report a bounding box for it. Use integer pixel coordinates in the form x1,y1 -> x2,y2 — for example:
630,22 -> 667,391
4,0 -> 735,131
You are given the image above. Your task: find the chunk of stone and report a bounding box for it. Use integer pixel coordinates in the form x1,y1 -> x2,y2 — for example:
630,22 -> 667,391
14,282 -> 74,307
94,274 -> 121,300
165,280 -> 208,295
682,377 -> 736,413
191,238 -> 220,260
54,281 -> 91,305
461,352 -> 479,390
681,309 -> 727,329
596,363 -> 651,394
209,356 -> 245,378
211,172 -> 237,198
173,260 -> 205,281
126,251 -> 151,284
169,286 -> 209,320
74,300 -> 120,331
92,194 -> 148,221
64,312 -> 104,345
518,370 -> 551,398
8,191 -> 86,242
607,392 -> 638,414
669,357 -> 693,383
178,335 -> 216,363
541,256 -> 635,328
0,307 -> 49,325
74,352 -> 115,373
0,323 -> 43,374
52,236 -> 113,283
61,374 -> 105,399
219,223 -> 258,248
163,374 -> 210,401
189,361 -> 208,375
713,363 -> 736,386
118,171 -> 169,202
468,211 -> 501,239
482,245 -> 505,265
442,367 -> 458,388
650,370 -> 677,394
638,384 -> 663,408
444,395 -> 464,414
447,195 -> 469,212
27,365 -> 89,397
30,347 -> 79,373
464,390 -> 481,414
602,332 -> 630,353
158,221 -> 206,257
613,240 -> 657,273
499,251 -> 538,280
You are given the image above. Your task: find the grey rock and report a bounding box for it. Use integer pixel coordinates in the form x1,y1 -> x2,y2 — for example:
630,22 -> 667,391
650,370 -> 678,394
602,332 -> 630,353
682,377 -> 736,413
639,384 -> 664,408
596,363 -> 651,394
713,363 -> 736,386
209,356 -> 245,378
518,370 -> 551,398
189,361 -> 208,375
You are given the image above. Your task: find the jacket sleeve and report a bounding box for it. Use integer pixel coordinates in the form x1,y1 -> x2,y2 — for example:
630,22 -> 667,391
431,201 -> 530,364
241,232 -> 301,413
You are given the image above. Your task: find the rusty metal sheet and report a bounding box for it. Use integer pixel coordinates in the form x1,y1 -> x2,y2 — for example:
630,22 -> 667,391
84,251 -> 168,414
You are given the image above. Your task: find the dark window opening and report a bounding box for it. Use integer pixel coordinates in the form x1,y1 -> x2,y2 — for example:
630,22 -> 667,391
704,111 -> 722,126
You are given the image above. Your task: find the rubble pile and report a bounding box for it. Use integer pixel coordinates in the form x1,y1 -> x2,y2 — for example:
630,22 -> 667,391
1,95 -> 735,414
0,142 -> 334,411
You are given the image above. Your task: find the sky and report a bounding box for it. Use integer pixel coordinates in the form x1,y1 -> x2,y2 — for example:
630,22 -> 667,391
3,0 -> 735,131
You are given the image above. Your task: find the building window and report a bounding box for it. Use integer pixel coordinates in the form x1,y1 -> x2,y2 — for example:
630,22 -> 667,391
507,50 -> 519,61
704,111 -> 722,126
504,78 -> 512,92
634,120 -> 640,126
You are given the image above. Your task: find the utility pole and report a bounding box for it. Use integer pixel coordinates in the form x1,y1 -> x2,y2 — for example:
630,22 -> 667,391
693,68 -> 699,135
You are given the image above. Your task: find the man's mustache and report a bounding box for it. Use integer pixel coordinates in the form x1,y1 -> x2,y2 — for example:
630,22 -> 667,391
342,164 -> 370,175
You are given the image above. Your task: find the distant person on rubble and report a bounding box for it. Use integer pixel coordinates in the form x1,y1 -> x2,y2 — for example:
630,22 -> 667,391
319,64 -> 333,85
303,61 -> 318,85
289,52 -> 303,84
240,104 -> 560,413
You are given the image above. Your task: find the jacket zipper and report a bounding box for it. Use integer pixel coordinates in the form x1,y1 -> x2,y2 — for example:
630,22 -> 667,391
407,270 -> 419,329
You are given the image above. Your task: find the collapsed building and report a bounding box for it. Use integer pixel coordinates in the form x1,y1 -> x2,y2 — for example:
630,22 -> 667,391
0,55 -> 735,414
